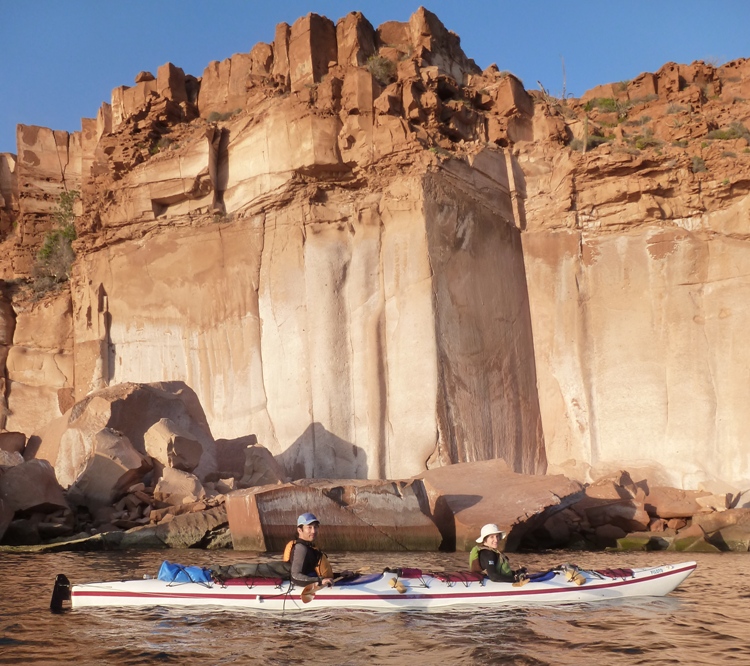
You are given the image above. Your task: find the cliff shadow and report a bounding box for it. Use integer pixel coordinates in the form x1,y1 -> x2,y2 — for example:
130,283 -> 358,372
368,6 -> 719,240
413,486 -> 483,553
277,422 -> 368,480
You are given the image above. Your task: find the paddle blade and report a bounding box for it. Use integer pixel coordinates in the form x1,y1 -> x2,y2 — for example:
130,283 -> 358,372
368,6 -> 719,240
300,583 -> 318,604
512,577 -> 530,588
388,578 -> 407,594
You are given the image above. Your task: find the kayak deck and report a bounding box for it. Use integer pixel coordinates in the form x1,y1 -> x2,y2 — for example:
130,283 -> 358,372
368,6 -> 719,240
55,561 -> 697,612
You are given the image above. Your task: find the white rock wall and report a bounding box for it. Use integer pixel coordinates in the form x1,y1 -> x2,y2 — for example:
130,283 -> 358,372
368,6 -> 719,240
523,196 -> 750,490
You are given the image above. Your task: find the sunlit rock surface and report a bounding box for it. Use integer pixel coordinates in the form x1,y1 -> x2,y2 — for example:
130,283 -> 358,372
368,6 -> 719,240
225,479 -> 442,551
0,8 -> 749,493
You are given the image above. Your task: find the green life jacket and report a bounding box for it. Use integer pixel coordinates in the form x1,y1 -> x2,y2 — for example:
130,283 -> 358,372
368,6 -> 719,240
469,545 -> 513,577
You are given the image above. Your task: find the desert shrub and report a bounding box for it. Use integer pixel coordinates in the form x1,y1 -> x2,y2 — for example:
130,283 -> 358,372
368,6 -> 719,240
207,108 -> 242,123
721,151 -> 737,158
706,121 -> 750,142
672,139 -> 689,148
34,190 -> 79,291
633,135 -> 662,150
366,55 -> 397,85
691,156 -> 707,173
667,103 -> 687,114
570,135 -> 612,152
584,97 -> 618,113
624,115 -> 651,127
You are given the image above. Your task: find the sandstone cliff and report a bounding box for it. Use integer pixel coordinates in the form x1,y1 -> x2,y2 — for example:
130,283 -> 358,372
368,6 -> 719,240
0,8 -> 748,491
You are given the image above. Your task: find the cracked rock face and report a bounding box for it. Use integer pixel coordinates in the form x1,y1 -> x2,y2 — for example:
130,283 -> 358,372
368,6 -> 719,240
0,8 -> 749,491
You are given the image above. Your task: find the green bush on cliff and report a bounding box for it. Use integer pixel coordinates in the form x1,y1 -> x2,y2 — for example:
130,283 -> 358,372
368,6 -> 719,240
366,55 -> 396,85
33,190 -> 78,292
706,121 -> 750,142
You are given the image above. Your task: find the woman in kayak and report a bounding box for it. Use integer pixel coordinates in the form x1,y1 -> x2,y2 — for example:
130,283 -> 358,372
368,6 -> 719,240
283,512 -> 334,587
469,523 -> 519,582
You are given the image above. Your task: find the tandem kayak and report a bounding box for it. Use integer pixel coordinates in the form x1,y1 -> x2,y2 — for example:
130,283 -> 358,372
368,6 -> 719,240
51,561 -> 697,612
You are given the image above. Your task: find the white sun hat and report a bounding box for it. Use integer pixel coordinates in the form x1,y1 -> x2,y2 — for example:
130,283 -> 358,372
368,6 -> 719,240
476,523 -> 506,543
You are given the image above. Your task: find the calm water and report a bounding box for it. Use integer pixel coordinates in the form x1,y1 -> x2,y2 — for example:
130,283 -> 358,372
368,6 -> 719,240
0,549 -> 747,665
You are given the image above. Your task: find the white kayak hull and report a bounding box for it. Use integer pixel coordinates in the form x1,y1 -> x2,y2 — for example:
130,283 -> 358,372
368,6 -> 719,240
61,562 -> 697,612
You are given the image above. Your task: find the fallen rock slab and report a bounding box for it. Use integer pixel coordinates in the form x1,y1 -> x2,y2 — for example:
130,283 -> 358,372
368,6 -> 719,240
153,466 -> 206,505
121,505 -> 228,549
577,498 -> 651,533
0,432 -> 26,454
28,382 -> 218,487
226,479 -> 441,551
66,428 -> 152,509
413,459 -> 584,551
145,418 -> 203,473
0,459 -> 68,514
239,443 -> 289,488
644,486 -> 711,518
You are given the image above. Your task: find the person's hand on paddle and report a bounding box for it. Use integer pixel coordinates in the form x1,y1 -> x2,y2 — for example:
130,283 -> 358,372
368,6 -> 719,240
321,577 -> 334,587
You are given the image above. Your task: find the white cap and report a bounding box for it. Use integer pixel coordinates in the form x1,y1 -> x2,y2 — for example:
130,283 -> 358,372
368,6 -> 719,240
476,523 -> 506,543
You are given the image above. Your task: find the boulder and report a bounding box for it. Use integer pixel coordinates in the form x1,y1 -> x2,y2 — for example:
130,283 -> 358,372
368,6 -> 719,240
711,524 -> 750,552
670,535 -> 722,553
0,432 -> 26,454
29,382 -> 217,487
0,459 -> 68,514
153,466 -> 205,506
239,444 -> 289,488
594,524 -> 627,548
578,498 -> 651,533
0,497 -> 12,542
120,505 -> 228,549
66,428 -> 152,509
0,450 -> 23,467
144,418 -> 203,473
413,459 -> 584,551
214,434 -> 257,478
226,479 -> 441,551
692,508 -> 750,534
644,486 -> 711,518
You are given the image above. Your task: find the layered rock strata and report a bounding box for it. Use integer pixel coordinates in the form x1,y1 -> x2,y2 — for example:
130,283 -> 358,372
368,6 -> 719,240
0,8 -> 748,493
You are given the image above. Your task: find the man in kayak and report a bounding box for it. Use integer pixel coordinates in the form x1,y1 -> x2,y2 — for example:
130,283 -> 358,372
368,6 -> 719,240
283,512 -> 335,587
469,523 -> 524,582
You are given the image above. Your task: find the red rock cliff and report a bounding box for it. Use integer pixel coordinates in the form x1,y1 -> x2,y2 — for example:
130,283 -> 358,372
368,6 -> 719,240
0,8 -> 749,491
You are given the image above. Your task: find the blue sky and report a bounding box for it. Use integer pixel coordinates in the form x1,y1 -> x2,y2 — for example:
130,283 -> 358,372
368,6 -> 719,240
1,1 -> 748,154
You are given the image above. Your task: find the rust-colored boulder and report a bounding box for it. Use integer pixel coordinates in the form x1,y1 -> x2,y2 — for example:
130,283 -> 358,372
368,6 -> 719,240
226,479 -> 441,551
120,505 -> 228,549
580,498 -> 651,533
29,382 -> 217,487
214,434 -> 257,478
239,444 -> 288,488
144,418 -> 203,473
66,428 -> 151,509
0,459 -> 68,513
644,486 -> 711,518
414,459 -> 584,551
153,466 -> 206,506
692,508 -> 750,534
0,432 -> 26,454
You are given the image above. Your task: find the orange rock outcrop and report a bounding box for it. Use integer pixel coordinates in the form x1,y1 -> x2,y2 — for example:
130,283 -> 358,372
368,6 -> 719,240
0,7 -> 748,493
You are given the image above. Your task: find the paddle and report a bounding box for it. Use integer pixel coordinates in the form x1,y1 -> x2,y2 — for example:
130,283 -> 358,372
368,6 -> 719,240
300,575 -> 347,604
388,577 -> 407,594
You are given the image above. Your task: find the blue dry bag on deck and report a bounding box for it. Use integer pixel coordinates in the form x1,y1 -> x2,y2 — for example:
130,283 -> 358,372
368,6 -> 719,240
157,560 -> 213,584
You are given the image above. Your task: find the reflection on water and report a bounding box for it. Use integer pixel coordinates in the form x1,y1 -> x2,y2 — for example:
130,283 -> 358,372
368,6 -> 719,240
1,549 -> 748,665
